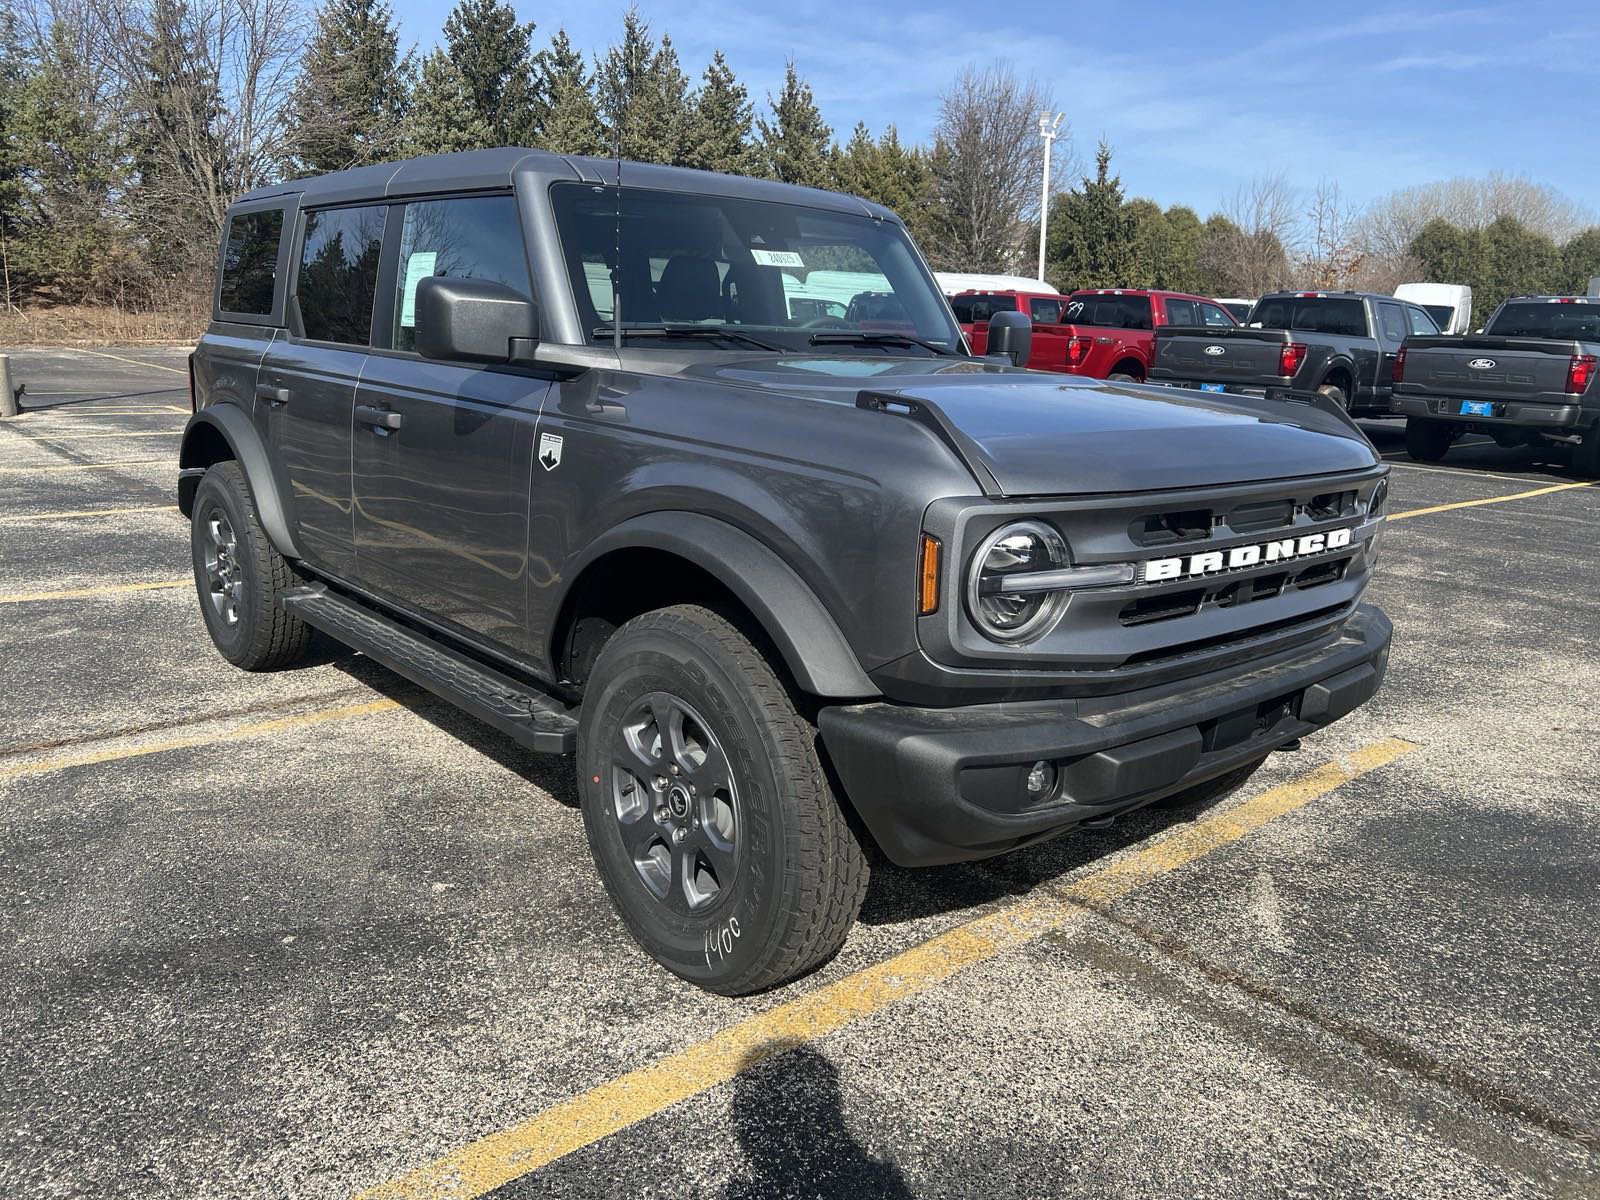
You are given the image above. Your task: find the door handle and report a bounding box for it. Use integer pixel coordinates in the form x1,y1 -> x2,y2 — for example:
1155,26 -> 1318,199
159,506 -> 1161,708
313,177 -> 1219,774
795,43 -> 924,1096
355,404 -> 403,431
256,383 -> 290,407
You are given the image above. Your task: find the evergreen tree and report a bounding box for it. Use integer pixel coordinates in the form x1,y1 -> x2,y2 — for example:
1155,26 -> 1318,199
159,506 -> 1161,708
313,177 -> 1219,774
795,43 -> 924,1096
755,59 -> 831,188
832,123 -> 935,245
532,29 -> 602,156
1045,141 -> 1135,290
682,50 -> 756,175
594,9 -> 691,164
441,0 -> 537,145
406,48 -> 493,155
1560,228 -> 1600,295
287,0 -> 410,174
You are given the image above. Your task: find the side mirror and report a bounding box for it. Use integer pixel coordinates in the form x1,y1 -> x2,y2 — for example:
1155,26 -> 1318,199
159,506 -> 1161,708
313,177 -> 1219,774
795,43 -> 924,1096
414,276 -> 538,365
987,310 -> 1033,368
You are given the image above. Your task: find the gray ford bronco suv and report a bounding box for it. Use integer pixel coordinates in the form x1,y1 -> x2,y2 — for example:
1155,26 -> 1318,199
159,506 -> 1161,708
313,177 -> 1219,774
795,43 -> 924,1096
181,149 -> 1393,994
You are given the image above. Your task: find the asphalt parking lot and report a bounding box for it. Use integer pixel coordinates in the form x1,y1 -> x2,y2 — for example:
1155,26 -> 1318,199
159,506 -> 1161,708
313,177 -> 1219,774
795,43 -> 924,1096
1,347 -> 1597,1199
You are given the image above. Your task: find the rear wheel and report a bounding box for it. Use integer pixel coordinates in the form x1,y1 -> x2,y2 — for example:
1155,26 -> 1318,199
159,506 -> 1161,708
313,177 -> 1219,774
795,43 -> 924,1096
1572,422 -> 1600,479
190,460 -> 313,671
576,604 -> 869,995
1405,418 -> 1455,463
1317,383 -> 1349,411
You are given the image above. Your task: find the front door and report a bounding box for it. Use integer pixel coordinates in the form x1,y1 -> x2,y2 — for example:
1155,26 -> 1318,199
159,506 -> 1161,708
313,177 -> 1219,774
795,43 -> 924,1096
351,193 -> 549,657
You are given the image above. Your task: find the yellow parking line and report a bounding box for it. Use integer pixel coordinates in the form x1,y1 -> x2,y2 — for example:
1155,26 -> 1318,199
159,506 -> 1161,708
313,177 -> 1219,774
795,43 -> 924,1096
0,505 -> 180,523
0,578 -> 188,604
0,699 -> 401,782
357,737 -> 1419,1200
69,347 -> 189,375
1389,480 -> 1592,521
0,458 -> 169,474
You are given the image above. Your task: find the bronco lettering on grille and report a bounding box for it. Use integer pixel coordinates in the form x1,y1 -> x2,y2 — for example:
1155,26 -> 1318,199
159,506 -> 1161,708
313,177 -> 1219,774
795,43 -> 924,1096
1143,527 -> 1354,583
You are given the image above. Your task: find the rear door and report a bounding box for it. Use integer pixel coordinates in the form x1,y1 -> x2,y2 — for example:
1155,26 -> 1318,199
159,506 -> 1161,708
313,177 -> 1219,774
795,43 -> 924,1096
351,192 -> 550,656
258,201 -> 386,578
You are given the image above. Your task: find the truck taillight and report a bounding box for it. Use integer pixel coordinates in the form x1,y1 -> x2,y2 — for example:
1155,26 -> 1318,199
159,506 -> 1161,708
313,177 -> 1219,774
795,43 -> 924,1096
1278,342 -> 1307,377
1567,354 -> 1597,395
1066,336 -> 1093,367
1392,347 -> 1406,384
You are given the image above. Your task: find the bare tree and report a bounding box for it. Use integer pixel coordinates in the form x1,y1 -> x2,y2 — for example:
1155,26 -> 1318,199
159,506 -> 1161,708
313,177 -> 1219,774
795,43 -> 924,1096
924,62 -> 1062,272
1296,178 -> 1363,290
1200,172 -> 1297,296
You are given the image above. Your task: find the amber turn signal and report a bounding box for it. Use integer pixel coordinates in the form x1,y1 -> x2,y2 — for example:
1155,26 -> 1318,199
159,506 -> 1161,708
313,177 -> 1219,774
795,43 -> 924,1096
919,534 -> 941,615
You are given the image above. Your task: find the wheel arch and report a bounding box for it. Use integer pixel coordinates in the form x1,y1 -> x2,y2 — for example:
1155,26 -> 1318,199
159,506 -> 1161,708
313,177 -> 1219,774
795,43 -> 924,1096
1318,358 -> 1356,397
178,403 -> 302,560
550,512 -> 878,700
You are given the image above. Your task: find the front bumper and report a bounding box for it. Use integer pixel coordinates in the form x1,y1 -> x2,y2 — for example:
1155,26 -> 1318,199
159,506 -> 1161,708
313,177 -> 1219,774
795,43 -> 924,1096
818,604 -> 1391,867
1392,395 -> 1584,429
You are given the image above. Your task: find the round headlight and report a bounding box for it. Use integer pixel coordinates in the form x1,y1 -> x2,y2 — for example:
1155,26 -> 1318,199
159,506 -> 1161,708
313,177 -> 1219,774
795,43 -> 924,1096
966,520 -> 1070,643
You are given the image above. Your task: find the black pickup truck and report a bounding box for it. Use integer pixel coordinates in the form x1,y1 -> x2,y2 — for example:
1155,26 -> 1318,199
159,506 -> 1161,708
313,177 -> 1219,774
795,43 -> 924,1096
1392,296 -> 1600,475
1150,291 -> 1440,417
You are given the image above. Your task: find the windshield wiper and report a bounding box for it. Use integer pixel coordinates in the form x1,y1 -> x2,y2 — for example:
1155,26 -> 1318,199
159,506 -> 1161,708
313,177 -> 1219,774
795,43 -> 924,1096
807,331 -> 956,356
593,324 -> 786,352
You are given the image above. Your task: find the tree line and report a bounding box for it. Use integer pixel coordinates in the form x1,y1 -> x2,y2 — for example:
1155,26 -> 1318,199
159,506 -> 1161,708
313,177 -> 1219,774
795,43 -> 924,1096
0,0 -> 1596,321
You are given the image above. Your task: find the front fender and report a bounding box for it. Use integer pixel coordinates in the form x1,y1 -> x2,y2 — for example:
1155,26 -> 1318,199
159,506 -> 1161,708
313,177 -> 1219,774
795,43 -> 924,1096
559,511 -> 879,699
178,403 -> 303,560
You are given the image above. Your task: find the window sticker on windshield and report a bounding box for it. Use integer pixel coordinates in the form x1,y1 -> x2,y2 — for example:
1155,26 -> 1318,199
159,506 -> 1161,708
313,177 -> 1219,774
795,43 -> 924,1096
399,251 -> 438,328
750,249 -> 804,269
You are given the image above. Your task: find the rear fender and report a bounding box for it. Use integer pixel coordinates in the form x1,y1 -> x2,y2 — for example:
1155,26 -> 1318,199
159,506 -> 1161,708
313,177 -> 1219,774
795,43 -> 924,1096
178,402 -> 303,560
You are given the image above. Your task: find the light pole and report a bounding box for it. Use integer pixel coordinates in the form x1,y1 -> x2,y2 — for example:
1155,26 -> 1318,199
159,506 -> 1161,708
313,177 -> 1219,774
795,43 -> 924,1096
1037,110 -> 1064,284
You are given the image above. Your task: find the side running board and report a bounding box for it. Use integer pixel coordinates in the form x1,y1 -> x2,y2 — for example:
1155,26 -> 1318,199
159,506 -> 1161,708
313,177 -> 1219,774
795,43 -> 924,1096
281,585 -> 577,754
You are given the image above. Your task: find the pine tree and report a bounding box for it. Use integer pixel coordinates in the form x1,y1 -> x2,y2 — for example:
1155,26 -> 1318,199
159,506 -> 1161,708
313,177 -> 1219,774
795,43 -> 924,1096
1046,140 -> 1135,289
682,50 -> 756,175
406,48 -> 493,155
532,28 -> 601,156
1561,227 -> 1600,295
441,0 -> 537,145
287,0 -> 411,174
755,60 -> 831,188
594,8 -> 691,164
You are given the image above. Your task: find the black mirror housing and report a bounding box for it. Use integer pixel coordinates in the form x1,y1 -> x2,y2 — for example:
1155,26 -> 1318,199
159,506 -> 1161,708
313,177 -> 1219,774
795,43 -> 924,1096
414,276 -> 539,365
987,310 -> 1033,368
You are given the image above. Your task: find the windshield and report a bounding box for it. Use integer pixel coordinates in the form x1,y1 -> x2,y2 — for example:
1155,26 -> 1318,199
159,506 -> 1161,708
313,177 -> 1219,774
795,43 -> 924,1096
550,183 -> 961,354
1422,304 -> 1454,329
1486,301 -> 1600,340
1251,297 -> 1368,338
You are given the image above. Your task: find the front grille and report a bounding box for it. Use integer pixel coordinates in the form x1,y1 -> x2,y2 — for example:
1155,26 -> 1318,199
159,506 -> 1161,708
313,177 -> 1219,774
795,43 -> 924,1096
1120,603 -> 1352,667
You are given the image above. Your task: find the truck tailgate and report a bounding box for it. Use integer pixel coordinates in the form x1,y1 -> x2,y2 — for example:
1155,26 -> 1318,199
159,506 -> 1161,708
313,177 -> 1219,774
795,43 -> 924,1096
1152,326 -> 1289,385
1401,335 -> 1580,404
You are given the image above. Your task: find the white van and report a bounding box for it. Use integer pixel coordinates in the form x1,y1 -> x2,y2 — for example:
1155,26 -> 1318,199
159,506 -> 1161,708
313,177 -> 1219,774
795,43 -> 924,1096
1393,283 -> 1472,335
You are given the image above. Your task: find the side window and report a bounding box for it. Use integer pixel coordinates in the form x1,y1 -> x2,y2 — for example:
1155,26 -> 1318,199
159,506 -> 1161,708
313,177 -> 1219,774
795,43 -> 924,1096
1407,306 -> 1439,335
219,209 -> 285,316
1377,302 -> 1407,344
296,205 -> 386,345
1029,298 -> 1062,324
390,195 -> 532,352
1164,298 -> 1198,326
1199,302 -> 1234,327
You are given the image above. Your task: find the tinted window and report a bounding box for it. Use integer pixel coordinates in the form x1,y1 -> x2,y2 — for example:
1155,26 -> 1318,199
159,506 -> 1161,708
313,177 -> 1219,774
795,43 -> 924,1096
1029,298 -> 1063,324
1066,293 -> 1153,329
219,210 -> 284,316
1377,302 -> 1407,343
1486,301 -> 1600,340
950,294 -> 1017,324
391,195 -> 531,352
1199,302 -> 1234,327
296,206 -> 385,345
1407,306 -> 1440,335
1252,297 -> 1368,338
1220,300 -> 1254,322
1420,304 -> 1453,330
1164,298 -> 1198,326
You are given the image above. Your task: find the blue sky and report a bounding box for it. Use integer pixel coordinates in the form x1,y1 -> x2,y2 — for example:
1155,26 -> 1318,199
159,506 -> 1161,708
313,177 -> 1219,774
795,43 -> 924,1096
387,0 -> 1600,218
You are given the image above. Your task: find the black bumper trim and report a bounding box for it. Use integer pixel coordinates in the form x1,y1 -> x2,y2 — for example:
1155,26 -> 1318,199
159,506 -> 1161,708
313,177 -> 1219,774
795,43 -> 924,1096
1392,396 -> 1584,428
818,605 -> 1392,867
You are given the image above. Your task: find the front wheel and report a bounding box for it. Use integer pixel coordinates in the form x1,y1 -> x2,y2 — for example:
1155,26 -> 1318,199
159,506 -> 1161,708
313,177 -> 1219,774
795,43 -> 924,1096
1405,418 -> 1455,463
576,605 -> 869,995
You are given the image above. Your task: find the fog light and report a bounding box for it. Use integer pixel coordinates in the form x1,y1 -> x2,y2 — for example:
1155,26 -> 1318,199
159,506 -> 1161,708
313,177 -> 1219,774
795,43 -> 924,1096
1025,759 -> 1057,799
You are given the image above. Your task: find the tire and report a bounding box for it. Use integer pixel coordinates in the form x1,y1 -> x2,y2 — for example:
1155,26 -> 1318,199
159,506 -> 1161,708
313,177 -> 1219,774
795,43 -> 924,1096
1151,757 -> 1267,810
1404,418 -> 1454,463
1316,383 -> 1348,411
1572,422 -> 1600,479
190,460 -> 314,671
576,604 -> 869,995
1107,370 -> 1141,383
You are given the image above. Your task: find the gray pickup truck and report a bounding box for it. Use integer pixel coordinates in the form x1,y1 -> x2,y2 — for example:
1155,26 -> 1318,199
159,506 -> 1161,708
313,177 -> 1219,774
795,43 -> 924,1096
179,150 -> 1393,993
1150,290 -> 1441,417
1392,296 -> 1600,474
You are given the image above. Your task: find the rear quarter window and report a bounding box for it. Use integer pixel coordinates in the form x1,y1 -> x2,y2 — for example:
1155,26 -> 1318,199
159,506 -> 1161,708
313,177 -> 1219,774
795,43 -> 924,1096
1066,293 -> 1153,330
1253,297 -> 1367,338
951,294 -> 1017,324
218,209 -> 286,317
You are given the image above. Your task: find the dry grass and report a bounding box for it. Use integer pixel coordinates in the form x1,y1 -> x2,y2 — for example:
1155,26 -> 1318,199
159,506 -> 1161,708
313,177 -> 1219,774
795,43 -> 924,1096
0,302 -> 205,348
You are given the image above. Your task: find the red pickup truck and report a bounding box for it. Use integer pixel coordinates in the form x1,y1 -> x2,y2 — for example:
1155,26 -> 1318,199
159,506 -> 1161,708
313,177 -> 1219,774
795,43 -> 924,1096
960,288 -> 1238,379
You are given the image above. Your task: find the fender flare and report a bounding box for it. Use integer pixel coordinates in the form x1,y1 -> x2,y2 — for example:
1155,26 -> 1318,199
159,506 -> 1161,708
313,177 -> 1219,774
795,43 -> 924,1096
559,511 -> 879,699
178,403 -> 303,560
1317,356 -> 1358,394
